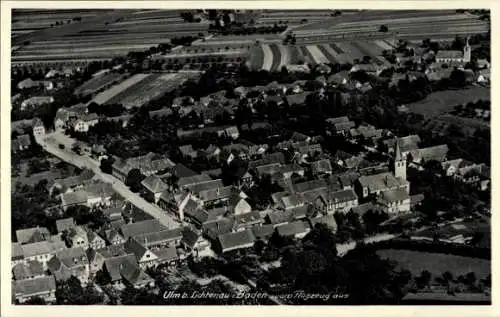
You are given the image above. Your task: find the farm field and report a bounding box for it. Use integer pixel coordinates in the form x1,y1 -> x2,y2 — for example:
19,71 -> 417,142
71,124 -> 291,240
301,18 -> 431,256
74,72 -> 128,97
11,9 -> 208,64
376,249 -> 490,279
103,73 -> 199,109
406,87 -> 490,117
91,73 -> 151,105
249,40 -> 395,71
292,11 -> 488,42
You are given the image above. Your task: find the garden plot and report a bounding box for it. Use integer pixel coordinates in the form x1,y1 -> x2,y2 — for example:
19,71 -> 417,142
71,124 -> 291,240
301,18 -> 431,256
288,45 -> 305,64
91,73 -> 151,105
335,42 -> 365,60
269,44 -> 282,72
104,73 -> 197,109
305,45 -> 330,64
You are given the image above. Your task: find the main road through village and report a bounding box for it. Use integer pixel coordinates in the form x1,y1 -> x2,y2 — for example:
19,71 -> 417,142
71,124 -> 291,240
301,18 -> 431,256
39,131 -> 181,229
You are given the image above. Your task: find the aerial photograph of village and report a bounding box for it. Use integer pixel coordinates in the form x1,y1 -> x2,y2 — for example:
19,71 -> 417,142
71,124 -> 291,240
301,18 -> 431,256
9,8 -> 490,305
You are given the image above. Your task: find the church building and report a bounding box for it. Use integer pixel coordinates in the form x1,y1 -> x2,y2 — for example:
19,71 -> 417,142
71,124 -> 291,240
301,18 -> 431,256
435,37 -> 471,64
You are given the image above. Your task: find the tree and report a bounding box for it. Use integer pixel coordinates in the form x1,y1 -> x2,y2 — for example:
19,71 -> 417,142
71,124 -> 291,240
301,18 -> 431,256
55,276 -> 103,304
254,239 -> 265,256
95,268 -> 111,286
100,156 -> 115,174
465,272 -> 477,286
379,25 -> 389,32
125,168 -> 146,193
418,270 -> 431,288
442,271 -> 453,285
302,223 -> 338,261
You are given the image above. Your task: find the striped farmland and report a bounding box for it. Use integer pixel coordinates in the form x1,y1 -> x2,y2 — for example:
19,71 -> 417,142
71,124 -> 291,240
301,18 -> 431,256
261,43 -> 274,71
350,41 -> 386,66
305,45 -> 330,64
269,43 -> 282,72
289,45 -> 305,64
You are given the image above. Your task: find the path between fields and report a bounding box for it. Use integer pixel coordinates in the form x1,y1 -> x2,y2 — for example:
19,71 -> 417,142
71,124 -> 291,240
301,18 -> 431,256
39,132 -> 181,229
261,44 -> 274,71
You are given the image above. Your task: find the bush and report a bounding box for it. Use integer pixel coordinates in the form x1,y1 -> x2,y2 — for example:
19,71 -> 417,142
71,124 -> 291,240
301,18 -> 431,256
379,25 -> 389,33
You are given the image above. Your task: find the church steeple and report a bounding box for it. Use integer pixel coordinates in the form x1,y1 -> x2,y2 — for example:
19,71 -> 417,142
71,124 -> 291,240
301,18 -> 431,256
393,137 -> 406,180
463,36 -> 471,63
394,137 -> 402,161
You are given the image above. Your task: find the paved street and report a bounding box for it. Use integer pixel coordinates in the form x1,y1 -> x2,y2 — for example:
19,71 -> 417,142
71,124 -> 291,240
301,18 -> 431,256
40,132 -> 181,229
337,233 -> 397,256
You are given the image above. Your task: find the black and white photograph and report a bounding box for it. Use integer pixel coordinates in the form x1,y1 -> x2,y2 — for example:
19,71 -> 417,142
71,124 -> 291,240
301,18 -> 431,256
4,3 -> 492,309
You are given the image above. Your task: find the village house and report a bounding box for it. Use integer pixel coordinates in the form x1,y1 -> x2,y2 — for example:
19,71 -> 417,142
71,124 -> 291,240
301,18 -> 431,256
383,135 -> 421,157
86,243 -> 129,275
278,194 -> 306,211
132,227 -> 184,250
47,247 -> 90,285
21,96 -> 54,111
376,188 -> 411,214
87,230 -> 106,250
49,169 -> 96,195
251,224 -> 275,241
310,159 -> 333,176
113,152 -> 175,179
100,227 -> 126,246
59,182 -> 114,210
357,172 -> 409,198
308,214 -> 337,232
120,219 -> 167,239
11,134 -> 32,153
56,217 -> 76,234
21,240 -> 67,270
349,124 -> 384,143
310,188 -> 359,214
181,227 -> 211,257
285,92 -> 311,107
120,262 -> 155,289
72,113 -> 99,132
12,276 -> 57,304
325,116 -> 356,136
12,260 -> 45,281
123,237 -> 159,269
441,159 -> 475,177
141,175 -> 168,203
275,220 -> 311,239
101,253 -> 137,287
17,78 -> 54,90
231,210 -> 263,232
12,243 -> 25,268
328,70 -> 350,86
32,118 -> 46,140
53,104 -> 88,131
477,69 -> 490,85
215,229 -> 256,254
16,226 -> 51,245
64,226 -> 89,249
408,145 -> 449,164
454,163 -> 490,190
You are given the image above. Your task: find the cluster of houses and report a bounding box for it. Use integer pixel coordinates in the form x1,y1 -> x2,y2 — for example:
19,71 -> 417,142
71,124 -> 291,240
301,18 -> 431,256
14,70 -> 76,113
11,207 -> 210,303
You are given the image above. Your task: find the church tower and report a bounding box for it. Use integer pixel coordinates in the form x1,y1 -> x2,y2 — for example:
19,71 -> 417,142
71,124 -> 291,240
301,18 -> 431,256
392,137 -> 406,180
463,36 -> 471,63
